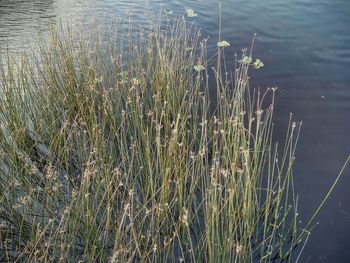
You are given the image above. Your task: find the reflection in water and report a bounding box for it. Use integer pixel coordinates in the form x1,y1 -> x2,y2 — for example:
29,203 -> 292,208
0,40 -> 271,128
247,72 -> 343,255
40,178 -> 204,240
0,0 -> 350,262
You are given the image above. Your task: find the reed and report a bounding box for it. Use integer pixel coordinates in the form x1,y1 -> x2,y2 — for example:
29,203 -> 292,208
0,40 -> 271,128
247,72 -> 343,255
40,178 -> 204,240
0,17 -> 331,262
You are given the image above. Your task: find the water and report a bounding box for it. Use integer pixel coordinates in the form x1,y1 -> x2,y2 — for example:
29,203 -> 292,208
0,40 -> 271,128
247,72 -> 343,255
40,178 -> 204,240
1,0 -> 350,261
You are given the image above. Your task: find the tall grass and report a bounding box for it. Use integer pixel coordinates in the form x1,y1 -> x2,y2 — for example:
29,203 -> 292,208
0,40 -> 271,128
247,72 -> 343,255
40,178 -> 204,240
0,17 -> 323,262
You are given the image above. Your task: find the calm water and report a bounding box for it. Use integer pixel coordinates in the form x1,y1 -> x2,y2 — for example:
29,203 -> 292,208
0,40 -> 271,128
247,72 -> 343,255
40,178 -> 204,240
1,0 -> 350,262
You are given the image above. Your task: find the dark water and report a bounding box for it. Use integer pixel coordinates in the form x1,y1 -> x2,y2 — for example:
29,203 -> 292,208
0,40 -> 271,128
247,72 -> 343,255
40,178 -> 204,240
1,0 -> 350,262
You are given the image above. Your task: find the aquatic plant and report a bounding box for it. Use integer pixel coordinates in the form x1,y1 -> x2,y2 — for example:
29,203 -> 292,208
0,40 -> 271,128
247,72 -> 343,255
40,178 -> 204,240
186,9 -> 198,17
253,59 -> 264,69
193,64 -> 205,72
0,17 -> 346,263
240,55 -> 253,64
217,40 -> 230,47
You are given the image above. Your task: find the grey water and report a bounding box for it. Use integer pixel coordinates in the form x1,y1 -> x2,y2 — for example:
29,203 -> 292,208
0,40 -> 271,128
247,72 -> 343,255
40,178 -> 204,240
1,0 -> 350,262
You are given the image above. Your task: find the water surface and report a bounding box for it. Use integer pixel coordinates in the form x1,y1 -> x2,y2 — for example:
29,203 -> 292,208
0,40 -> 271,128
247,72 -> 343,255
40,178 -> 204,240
1,0 -> 350,262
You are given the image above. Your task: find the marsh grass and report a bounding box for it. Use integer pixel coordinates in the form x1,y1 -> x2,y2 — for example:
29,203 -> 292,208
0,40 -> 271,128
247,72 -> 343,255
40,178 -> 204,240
0,16 -> 338,262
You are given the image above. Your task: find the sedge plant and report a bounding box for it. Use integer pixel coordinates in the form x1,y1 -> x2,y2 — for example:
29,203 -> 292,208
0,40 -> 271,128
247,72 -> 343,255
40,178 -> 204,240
0,16 -> 342,262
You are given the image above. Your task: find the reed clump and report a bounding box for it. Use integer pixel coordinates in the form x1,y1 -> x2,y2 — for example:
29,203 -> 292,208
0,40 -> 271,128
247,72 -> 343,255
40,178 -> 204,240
0,18 -> 311,262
